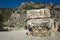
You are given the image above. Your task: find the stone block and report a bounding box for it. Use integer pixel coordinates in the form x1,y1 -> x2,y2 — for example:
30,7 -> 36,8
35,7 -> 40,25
27,8 -> 50,19
27,18 -> 54,36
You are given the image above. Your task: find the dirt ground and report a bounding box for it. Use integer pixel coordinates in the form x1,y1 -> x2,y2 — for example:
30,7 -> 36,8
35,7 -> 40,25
0,30 -> 60,40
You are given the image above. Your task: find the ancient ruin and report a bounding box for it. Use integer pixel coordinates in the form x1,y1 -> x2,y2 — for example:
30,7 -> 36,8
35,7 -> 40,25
27,8 -> 58,37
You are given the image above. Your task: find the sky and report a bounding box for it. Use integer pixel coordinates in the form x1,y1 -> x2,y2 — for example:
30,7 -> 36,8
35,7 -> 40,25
0,0 -> 60,8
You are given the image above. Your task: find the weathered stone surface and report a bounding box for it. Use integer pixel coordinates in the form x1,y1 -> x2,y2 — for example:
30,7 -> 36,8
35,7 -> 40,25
27,18 -> 54,36
27,8 -> 50,19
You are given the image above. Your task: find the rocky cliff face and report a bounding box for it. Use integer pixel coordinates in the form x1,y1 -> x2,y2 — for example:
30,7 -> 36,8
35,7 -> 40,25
1,2 -> 60,29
